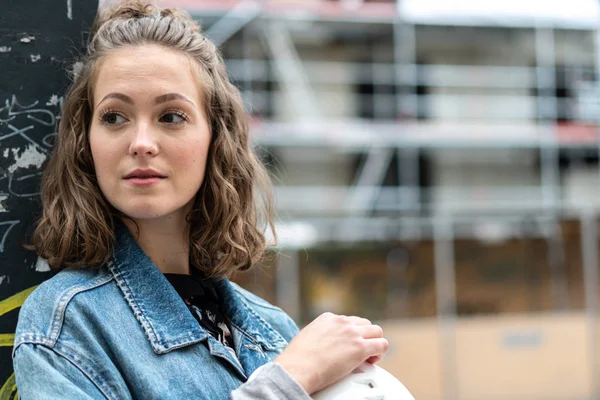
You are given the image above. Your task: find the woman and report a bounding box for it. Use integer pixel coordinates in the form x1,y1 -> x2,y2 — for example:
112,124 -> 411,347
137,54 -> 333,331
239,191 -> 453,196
12,2 -> 388,399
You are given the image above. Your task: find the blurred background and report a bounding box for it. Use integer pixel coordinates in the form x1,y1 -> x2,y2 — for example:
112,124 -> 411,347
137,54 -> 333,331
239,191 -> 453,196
139,0 -> 600,398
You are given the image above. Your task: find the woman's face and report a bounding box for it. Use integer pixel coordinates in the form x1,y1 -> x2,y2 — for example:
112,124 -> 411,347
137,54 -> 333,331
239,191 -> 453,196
89,44 -> 211,223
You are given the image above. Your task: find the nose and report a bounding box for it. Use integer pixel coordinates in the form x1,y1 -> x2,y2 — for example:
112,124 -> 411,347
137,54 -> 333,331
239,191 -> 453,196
128,121 -> 158,157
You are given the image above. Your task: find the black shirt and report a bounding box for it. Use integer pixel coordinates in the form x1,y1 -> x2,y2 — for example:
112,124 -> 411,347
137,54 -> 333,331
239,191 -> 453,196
163,268 -> 236,358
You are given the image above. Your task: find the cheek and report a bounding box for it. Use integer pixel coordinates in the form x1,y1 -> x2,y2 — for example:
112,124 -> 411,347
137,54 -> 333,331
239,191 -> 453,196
183,153 -> 208,181
90,138 -> 118,178
177,139 -> 210,172
178,147 -> 209,195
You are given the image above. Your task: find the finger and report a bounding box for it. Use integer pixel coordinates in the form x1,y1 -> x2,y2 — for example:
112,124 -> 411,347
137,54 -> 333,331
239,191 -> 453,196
345,316 -> 372,326
364,338 -> 389,358
366,355 -> 382,364
357,324 -> 384,339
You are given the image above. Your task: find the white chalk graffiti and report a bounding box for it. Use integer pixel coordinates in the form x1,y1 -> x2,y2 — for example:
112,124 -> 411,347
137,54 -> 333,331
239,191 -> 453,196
46,95 -> 60,107
35,257 -> 51,272
0,95 -> 62,251
7,145 -> 47,174
0,221 -> 19,253
0,95 -> 57,126
19,36 -> 35,43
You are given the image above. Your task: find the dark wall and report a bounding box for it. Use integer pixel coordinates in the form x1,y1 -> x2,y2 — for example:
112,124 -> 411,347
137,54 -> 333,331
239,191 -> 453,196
0,0 -> 97,397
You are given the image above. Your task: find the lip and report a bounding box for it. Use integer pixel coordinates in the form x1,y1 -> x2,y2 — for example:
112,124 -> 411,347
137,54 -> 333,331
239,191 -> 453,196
124,168 -> 167,179
125,177 -> 164,187
123,168 -> 166,187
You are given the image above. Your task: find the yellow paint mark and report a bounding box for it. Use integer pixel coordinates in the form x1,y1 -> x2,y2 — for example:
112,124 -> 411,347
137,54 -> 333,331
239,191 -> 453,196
0,373 -> 16,400
0,286 -> 38,400
0,286 -> 38,317
0,334 -> 15,347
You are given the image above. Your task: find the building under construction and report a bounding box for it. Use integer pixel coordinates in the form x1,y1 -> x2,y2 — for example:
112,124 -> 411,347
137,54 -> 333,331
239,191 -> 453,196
158,1 -> 600,398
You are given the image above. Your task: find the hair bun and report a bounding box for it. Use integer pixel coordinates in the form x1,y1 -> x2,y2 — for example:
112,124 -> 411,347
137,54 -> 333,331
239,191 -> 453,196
97,1 -> 156,24
95,1 -> 200,33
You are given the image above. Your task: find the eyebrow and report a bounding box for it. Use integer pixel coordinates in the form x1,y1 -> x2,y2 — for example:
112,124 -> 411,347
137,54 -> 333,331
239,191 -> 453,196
154,93 -> 196,107
97,92 -> 196,107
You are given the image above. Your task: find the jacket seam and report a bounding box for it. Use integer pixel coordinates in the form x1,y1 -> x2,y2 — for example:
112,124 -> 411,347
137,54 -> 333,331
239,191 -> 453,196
108,262 -> 161,346
226,285 -> 288,350
48,273 -> 115,346
14,341 -> 117,400
13,336 -> 53,356
227,305 -> 287,351
227,318 -> 285,354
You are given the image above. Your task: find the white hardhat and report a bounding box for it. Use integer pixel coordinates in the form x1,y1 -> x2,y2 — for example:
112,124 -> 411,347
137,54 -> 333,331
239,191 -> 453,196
312,362 -> 415,400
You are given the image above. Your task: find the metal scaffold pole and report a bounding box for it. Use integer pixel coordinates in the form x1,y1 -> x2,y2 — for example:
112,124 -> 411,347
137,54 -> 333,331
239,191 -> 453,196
204,0 -> 261,46
534,26 -> 559,214
394,1 -> 421,239
591,4 -> 600,397
276,250 -> 302,324
433,217 -> 458,400
581,213 -> 600,400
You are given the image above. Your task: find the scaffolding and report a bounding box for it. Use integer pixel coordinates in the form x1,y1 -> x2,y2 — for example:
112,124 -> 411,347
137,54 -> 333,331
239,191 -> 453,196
163,1 -> 600,398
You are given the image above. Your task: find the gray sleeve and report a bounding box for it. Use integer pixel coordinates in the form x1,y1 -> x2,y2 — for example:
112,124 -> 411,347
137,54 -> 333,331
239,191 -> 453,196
231,362 -> 311,400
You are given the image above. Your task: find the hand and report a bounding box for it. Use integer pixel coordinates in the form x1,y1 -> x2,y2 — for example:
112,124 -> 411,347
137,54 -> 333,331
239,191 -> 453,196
274,312 -> 388,395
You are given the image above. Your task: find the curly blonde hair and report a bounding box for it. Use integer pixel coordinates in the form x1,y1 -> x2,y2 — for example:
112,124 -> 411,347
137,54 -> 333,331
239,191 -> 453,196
31,0 -> 275,277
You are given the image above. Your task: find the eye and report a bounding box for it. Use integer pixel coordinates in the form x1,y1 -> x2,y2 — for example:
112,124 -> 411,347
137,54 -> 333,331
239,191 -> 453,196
100,111 -> 127,126
159,111 -> 188,125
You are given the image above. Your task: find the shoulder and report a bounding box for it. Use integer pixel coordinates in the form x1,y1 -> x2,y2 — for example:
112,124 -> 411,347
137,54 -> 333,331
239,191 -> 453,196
229,281 -> 300,341
15,265 -> 114,348
229,281 -> 281,312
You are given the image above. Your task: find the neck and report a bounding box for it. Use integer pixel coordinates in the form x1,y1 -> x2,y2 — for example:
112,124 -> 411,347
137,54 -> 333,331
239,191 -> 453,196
122,216 -> 190,275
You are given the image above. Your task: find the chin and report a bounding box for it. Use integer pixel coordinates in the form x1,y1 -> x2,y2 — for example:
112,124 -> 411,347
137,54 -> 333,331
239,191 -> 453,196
123,210 -> 169,220
120,210 -> 167,221
115,201 -> 177,221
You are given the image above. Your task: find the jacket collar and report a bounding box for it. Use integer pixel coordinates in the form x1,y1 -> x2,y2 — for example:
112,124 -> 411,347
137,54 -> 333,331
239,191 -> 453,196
107,222 -> 285,355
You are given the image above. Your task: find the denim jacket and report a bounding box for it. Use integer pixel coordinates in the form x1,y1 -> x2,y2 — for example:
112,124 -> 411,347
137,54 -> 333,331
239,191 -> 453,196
13,225 -> 306,399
